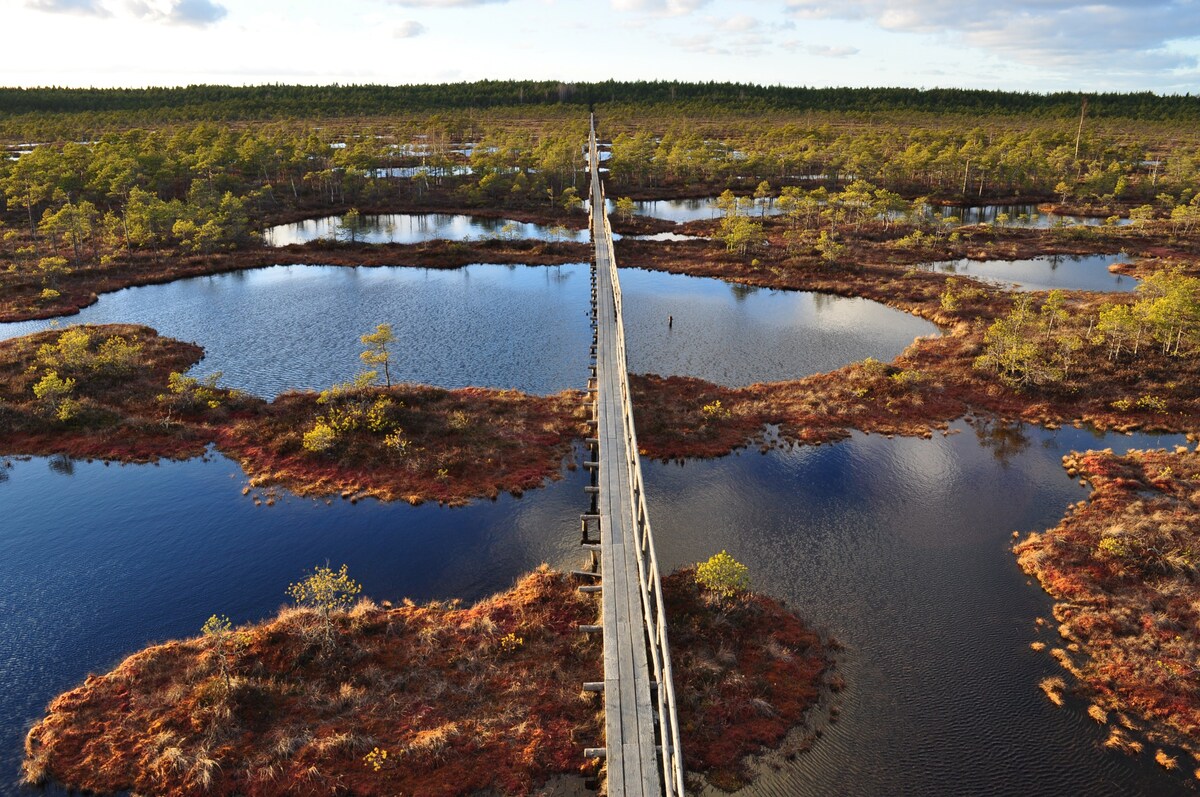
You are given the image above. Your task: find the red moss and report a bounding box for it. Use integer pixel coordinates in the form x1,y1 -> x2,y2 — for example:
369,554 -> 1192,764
25,569 -> 833,796
0,325 -> 585,505
219,385 -> 586,506
0,324 -> 229,462
1016,447 -> 1200,757
663,569 -> 832,790
24,568 -> 604,797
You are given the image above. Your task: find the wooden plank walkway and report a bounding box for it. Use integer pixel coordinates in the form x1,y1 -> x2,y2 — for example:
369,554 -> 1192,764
584,119 -> 686,797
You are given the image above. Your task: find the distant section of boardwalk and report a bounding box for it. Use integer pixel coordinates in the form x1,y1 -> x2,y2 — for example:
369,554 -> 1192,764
583,118 -> 686,797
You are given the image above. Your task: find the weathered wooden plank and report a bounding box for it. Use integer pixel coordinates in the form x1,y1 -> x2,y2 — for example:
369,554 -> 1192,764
589,122 -> 668,797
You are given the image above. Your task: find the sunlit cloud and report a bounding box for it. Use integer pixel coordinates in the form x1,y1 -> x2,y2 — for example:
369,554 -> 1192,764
808,44 -> 858,58
25,0 -> 112,16
389,0 -> 508,6
612,0 -> 712,17
394,19 -> 426,37
127,0 -> 228,26
672,31 -> 769,57
784,0 -> 1200,72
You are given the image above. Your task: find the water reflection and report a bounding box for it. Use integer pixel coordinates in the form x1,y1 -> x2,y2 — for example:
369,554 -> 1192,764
729,283 -> 760,301
644,421 -> 1190,796
609,196 -> 1128,231
0,264 -> 937,397
921,253 -> 1137,293
47,454 -> 75,476
971,416 -> 1032,466
264,213 -> 589,246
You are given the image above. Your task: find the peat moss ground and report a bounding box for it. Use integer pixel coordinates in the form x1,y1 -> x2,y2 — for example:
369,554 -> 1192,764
24,567 -> 833,796
0,325 -> 585,505
1015,447 -> 1200,775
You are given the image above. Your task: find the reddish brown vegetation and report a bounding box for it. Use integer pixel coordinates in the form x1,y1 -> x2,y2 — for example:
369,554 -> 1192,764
1016,447 -> 1200,759
621,230 -> 1200,460
0,324 -> 226,461
25,568 -> 833,796
24,568 -> 603,797
221,386 -> 585,505
0,325 -> 584,505
664,569 -> 832,791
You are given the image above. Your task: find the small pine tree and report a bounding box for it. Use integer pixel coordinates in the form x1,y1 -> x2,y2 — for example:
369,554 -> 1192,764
360,323 -> 395,387
695,551 -> 750,602
201,614 -> 238,693
287,564 -> 362,647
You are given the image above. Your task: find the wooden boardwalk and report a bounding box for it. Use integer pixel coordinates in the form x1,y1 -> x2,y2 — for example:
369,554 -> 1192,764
583,119 -> 685,797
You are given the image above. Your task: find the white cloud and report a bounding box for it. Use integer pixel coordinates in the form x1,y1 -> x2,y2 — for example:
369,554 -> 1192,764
672,30 -> 769,57
808,44 -> 859,58
784,0 -> 1200,71
718,14 -> 759,32
127,0 -> 227,26
25,0 -> 112,16
612,0 -> 711,17
394,19 -> 426,37
389,0 -> 508,6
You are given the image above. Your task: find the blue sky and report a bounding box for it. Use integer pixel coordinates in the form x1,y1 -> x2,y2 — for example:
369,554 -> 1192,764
8,0 -> 1200,93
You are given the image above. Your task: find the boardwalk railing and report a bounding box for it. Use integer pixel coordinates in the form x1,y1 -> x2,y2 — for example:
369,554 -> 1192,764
588,118 -> 686,797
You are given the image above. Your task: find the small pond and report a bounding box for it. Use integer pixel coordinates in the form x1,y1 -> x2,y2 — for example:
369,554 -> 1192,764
921,253 -> 1139,293
931,203 -> 1132,229
603,197 -> 1129,230
0,264 -> 937,398
264,212 -> 589,246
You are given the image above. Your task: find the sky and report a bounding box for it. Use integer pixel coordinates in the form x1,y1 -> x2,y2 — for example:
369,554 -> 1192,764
5,0 -> 1200,93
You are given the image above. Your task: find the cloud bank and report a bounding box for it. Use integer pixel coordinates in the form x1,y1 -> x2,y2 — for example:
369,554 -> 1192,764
784,0 -> 1200,71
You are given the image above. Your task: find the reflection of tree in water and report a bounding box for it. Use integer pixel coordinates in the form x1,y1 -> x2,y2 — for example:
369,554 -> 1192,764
546,265 -> 573,284
0,459 -> 10,484
729,283 -> 760,301
810,291 -> 838,311
972,416 -> 1031,467
48,453 -> 75,476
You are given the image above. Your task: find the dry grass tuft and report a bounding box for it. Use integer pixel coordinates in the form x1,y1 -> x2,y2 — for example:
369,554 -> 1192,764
1157,750 -> 1179,770
1039,677 -> 1067,706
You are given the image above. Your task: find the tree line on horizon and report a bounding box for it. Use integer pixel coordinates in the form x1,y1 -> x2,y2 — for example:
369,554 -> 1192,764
2,81 -> 1199,126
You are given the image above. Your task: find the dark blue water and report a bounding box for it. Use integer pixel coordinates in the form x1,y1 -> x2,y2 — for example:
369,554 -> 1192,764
2,423 -> 1192,795
0,448 -> 591,795
642,422 -> 1191,796
0,264 -> 937,398
0,256 -> 1190,794
264,213 -> 589,246
922,253 -> 1139,293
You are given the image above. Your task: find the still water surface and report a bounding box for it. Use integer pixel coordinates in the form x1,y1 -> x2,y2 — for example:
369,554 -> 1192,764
0,264 -> 936,398
0,260 -> 1189,795
264,213 -> 589,246
1,423 -> 1190,795
617,197 -> 1126,229
921,253 -> 1138,293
